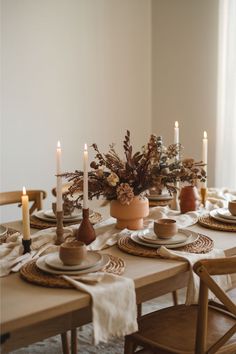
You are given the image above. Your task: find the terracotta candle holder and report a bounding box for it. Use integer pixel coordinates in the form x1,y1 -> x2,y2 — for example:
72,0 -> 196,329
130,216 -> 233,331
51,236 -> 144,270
76,208 -> 96,245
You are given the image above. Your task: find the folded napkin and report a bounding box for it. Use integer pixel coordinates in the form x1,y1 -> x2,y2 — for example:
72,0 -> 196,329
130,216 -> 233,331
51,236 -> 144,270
148,206 -> 199,228
206,187 -> 236,210
157,247 -> 232,305
62,272 -> 138,345
0,228 -> 60,277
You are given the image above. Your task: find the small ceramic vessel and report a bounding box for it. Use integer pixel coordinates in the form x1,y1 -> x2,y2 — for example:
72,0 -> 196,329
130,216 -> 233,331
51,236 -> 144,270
59,241 -> 87,266
154,218 -> 177,239
228,200 -> 236,216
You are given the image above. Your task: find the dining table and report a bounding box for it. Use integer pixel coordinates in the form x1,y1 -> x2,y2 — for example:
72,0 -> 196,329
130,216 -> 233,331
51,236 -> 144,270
1,201 -> 236,354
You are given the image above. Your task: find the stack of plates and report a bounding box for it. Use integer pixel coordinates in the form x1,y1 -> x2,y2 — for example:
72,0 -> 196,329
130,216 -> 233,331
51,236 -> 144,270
131,229 -> 199,249
210,208 -> 236,225
147,193 -> 173,202
33,209 -> 94,224
36,251 -> 109,275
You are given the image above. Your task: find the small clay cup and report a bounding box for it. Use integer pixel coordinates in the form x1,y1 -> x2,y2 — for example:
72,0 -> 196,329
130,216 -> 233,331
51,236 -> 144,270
154,218 -> 178,239
228,200 -> 236,216
59,241 -> 87,266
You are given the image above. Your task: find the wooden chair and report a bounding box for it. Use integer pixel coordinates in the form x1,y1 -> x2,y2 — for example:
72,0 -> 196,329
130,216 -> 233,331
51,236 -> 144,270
0,190 -> 72,354
124,257 -> 236,354
0,190 -> 47,214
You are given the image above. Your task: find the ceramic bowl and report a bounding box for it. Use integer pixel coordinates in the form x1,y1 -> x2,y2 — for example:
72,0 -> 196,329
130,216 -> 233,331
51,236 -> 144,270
228,200 -> 236,216
59,241 -> 87,266
154,218 -> 178,239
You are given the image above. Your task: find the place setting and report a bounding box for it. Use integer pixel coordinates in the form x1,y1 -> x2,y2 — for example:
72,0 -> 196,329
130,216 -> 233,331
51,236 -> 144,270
117,218 -> 214,257
20,239 -> 125,288
30,198 -> 102,230
198,200 -> 236,232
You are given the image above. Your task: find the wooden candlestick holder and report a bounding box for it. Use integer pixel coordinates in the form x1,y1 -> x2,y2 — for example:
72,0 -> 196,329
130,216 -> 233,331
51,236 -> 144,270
76,208 -> 96,245
22,239 -> 32,254
200,187 -> 207,208
55,210 -> 64,245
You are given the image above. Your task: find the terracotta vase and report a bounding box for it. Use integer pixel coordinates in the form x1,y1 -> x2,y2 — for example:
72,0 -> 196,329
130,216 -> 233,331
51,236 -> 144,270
110,196 -> 149,230
179,186 -> 199,214
76,208 -> 96,245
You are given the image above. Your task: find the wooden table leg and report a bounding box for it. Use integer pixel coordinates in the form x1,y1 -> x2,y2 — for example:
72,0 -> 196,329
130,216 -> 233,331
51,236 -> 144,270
71,328 -> 77,354
172,290 -> 178,305
61,332 -> 70,354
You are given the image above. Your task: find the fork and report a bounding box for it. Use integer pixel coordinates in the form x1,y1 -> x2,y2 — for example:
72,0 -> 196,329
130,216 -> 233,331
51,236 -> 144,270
11,243 -> 52,272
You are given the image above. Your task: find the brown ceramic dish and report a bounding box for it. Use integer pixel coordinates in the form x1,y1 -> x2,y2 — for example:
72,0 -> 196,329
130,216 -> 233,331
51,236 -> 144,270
228,200 -> 236,216
59,241 -> 87,266
154,218 -> 178,239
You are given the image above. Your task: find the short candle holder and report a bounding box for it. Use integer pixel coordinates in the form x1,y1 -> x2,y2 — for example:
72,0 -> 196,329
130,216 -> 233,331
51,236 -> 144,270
22,239 -> 32,254
55,210 -> 64,245
76,208 -> 96,245
200,187 -> 207,208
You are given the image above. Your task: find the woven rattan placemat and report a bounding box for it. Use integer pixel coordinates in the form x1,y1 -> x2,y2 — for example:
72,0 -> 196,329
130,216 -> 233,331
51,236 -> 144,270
30,211 -> 102,230
20,254 -> 125,288
117,233 -> 213,258
198,215 -> 236,232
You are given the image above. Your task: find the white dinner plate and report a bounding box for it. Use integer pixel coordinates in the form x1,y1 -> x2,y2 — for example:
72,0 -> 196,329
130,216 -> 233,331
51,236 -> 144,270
0,225 -> 8,237
217,208 -> 236,221
34,210 -> 93,223
210,210 -> 236,224
36,253 -> 109,275
131,229 -> 198,249
44,209 -> 82,220
45,251 -> 102,271
140,230 -> 189,245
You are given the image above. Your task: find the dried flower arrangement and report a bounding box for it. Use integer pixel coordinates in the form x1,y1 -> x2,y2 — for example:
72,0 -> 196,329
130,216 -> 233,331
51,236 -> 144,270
62,131 -> 206,206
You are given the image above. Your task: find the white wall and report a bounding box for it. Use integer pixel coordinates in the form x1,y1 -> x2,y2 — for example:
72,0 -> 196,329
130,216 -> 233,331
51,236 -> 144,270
1,0 -> 221,222
0,0 -> 152,221
152,0 -> 219,187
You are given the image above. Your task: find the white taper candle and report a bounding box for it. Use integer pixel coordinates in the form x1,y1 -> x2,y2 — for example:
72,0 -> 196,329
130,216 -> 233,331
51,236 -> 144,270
56,141 -> 63,212
83,143 -> 88,209
21,187 -> 31,240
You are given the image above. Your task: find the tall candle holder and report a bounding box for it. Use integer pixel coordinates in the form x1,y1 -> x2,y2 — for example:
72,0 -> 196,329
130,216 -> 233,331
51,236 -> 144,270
76,208 -> 96,245
200,187 -> 207,208
55,211 -> 64,245
22,239 -> 32,254
170,181 -> 180,211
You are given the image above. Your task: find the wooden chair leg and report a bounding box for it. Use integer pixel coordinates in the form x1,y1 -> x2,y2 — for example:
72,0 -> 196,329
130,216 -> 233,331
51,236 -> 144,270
172,290 -> 178,305
71,328 -> 77,354
137,303 -> 142,318
61,332 -> 70,354
124,335 -> 136,354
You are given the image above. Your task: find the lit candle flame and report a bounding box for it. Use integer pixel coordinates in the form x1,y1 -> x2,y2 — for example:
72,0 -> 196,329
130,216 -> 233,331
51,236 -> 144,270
203,131 -> 207,139
84,143 -> 88,151
57,141 -> 61,149
22,186 -> 26,195
175,121 -> 179,128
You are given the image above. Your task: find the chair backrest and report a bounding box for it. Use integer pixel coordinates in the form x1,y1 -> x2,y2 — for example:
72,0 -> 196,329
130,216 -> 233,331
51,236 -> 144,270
193,257 -> 236,354
0,190 -> 47,214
